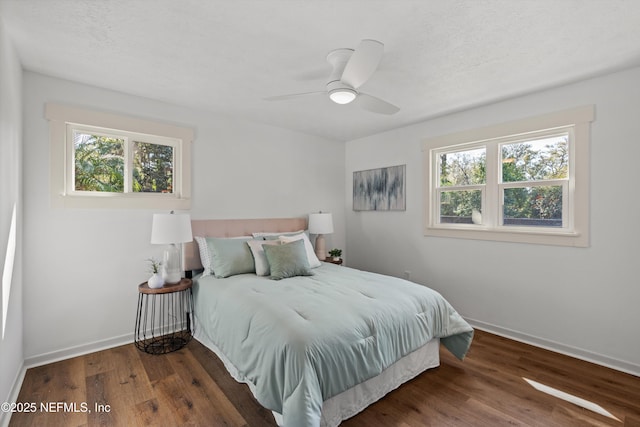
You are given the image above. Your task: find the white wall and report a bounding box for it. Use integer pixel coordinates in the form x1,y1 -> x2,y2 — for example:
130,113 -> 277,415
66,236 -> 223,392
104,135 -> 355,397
345,66 -> 640,375
0,19 -> 24,427
22,72 -> 345,362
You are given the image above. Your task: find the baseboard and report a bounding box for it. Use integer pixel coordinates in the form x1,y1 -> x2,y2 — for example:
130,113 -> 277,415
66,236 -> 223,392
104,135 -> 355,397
24,333 -> 134,369
467,318 -> 640,377
24,320 -> 191,368
0,361 -> 26,427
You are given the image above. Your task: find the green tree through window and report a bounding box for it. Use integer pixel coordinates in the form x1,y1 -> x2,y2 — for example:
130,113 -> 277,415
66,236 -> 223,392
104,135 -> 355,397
436,135 -> 568,226
73,131 -> 175,194
501,136 -> 567,226
438,148 -> 485,222
133,142 -> 174,193
74,133 -> 125,192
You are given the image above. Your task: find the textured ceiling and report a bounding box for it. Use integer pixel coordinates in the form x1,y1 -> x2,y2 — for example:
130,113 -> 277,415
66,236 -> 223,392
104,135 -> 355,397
2,0 -> 640,141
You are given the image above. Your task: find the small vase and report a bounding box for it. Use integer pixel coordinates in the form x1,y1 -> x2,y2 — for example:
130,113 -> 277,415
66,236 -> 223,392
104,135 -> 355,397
333,257 -> 340,261
148,273 -> 164,289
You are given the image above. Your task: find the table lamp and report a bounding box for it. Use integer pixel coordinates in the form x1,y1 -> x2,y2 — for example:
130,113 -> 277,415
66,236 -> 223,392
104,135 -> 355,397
151,212 -> 193,284
308,212 -> 334,259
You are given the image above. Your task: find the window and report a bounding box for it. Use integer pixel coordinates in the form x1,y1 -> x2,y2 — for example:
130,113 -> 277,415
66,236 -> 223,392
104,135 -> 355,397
46,103 -> 193,209
423,106 -> 594,247
70,125 -> 177,195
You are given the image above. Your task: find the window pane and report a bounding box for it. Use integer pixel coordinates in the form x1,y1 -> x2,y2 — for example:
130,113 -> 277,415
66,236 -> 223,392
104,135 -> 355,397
73,132 -> 124,192
132,142 -> 174,193
440,190 -> 482,224
502,135 -> 568,182
503,186 -> 563,227
439,148 -> 486,186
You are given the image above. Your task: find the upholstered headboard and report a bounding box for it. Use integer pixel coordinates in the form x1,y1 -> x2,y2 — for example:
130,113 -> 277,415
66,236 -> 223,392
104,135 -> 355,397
184,217 -> 308,272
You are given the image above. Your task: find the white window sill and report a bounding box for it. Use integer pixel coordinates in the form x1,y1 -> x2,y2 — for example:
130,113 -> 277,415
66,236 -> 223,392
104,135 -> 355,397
425,226 -> 587,247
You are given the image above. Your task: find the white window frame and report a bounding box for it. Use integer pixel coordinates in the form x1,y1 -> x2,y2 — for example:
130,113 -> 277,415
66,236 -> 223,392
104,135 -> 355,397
46,103 -> 193,209
423,106 -> 594,247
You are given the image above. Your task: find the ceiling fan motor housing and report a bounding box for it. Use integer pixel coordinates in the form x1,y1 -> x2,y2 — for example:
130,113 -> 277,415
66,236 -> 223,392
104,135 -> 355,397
327,81 -> 357,104
326,48 -> 357,103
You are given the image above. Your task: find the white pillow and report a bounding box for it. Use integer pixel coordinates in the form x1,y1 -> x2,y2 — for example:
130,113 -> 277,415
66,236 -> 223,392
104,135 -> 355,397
278,232 -> 321,268
252,230 -> 305,239
194,236 -> 214,276
246,239 -> 281,276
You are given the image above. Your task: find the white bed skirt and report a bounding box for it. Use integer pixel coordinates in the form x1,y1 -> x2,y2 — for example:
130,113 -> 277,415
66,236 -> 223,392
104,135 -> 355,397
193,318 -> 440,426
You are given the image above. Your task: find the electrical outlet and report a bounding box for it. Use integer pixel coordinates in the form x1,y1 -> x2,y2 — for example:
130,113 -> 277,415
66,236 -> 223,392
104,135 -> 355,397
404,270 -> 411,279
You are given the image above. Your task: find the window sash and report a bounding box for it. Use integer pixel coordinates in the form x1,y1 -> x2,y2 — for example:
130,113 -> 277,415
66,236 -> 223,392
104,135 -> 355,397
498,130 -> 570,184
436,185 -> 485,227
433,137 -> 572,232
436,146 -> 487,187
66,124 -> 180,197
498,181 -> 569,230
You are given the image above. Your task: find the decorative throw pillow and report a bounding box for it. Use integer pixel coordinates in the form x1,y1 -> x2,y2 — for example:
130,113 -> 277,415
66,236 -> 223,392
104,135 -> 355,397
206,237 -> 255,278
194,236 -> 214,276
278,232 -> 322,268
246,239 -> 281,276
263,239 -> 314,280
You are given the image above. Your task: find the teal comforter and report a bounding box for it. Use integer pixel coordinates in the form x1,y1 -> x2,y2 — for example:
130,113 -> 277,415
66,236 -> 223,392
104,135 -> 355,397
193,263 -> 473,427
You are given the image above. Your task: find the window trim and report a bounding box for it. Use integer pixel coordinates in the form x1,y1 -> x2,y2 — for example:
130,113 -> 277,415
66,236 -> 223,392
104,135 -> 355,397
422,105 -> 594,247
46,103 -> 193,209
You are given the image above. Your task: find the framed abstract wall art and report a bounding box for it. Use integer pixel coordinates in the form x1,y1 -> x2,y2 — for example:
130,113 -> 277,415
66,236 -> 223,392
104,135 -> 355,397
353,164 -> 406,211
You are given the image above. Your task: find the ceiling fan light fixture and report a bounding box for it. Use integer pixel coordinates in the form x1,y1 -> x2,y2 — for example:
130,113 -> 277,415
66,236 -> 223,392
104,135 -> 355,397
329,88 -> 357,104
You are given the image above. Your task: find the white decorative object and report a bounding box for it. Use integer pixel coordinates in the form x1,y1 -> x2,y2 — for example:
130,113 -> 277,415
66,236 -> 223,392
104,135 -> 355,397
308,212 -> 334,260
472,209 -> 482,225
151,212 -> 193,284
148,273 -> 164,289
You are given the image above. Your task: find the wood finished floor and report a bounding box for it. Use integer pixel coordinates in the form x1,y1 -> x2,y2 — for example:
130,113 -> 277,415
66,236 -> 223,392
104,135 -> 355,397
9,330 -> 640,426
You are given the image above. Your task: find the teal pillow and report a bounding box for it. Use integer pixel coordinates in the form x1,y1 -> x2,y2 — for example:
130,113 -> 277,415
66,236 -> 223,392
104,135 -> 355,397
207,237 -> 255,278
263,239 -> 314,280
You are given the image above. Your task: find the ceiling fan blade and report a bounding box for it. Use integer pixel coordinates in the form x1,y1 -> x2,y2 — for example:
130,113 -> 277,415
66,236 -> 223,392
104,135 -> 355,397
264,91 -> 325,101
340,39 -> 384,89
356,93 -> 400,115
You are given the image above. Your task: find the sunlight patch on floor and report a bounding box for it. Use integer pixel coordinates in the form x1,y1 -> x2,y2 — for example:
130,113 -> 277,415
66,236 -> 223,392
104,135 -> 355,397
523,377 -> 620,422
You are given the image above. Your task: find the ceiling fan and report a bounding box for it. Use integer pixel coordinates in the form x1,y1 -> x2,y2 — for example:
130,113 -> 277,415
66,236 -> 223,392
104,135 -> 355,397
264,39 -> 400,115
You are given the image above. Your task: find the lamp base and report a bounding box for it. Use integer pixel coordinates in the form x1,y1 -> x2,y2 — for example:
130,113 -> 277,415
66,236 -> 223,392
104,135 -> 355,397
162,270 -> 182,285
162,243 -> 183,284
314,234 -> 326,260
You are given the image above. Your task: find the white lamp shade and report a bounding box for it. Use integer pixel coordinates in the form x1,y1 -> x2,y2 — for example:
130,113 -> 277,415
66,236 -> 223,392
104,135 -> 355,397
150,213 -> 193,244
308,212 -> 334,234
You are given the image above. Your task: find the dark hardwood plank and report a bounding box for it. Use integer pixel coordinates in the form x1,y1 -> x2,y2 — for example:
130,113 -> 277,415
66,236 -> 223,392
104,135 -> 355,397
85,372 -> 117,426
188,338 -> 275,426
165,348 -> 247,426
8,356 -> 88,427
134,397 -> 174,426
10,330 -> 640,426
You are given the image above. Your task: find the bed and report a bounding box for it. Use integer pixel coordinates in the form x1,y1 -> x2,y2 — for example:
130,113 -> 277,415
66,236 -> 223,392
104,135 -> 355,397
184,218 -> 473,427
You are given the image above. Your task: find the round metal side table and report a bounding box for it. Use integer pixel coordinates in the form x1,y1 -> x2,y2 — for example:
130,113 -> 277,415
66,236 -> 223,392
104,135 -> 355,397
134,278 -> 194,354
